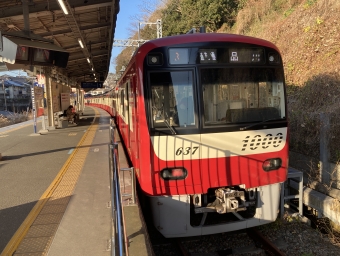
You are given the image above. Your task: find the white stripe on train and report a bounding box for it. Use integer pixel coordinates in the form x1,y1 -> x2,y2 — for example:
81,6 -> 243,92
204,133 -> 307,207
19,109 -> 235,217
151,127 -> 287,161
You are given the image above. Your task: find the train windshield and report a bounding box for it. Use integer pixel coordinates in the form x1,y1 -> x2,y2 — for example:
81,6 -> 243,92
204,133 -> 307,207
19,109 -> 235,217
201,67 -> 286,126
150,71 -> 196,128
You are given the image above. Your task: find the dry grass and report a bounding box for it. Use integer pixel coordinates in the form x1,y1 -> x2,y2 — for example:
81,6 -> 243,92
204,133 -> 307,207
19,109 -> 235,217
223,0 -> 340,86
220,0 -> 340,163
221,0 -> 340,233
0,113 -> 30,128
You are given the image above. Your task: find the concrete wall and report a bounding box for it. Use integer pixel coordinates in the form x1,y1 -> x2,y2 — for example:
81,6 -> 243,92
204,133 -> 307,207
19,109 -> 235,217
289,150 -> 340,190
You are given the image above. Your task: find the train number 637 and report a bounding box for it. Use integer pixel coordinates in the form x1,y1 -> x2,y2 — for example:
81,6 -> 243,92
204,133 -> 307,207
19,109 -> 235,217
176,146 -> 199,156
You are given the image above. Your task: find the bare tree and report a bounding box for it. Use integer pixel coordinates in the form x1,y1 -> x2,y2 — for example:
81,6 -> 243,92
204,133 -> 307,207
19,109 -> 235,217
127,0 -> 163,37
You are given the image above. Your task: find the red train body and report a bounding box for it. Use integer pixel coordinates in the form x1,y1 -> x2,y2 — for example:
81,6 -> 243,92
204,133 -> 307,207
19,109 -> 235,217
88,33 -> 289,237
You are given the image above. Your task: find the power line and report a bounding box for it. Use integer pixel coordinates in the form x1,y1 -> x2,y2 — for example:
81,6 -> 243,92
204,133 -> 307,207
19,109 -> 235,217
112,39 -> 149,47
112,19 -> 162,48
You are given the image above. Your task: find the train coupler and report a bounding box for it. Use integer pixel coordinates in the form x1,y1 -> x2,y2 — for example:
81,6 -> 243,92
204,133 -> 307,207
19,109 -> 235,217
194,187 -> 256,214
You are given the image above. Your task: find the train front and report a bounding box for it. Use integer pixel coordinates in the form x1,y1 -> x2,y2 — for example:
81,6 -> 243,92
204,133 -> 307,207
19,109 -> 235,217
140,36 -> 288,237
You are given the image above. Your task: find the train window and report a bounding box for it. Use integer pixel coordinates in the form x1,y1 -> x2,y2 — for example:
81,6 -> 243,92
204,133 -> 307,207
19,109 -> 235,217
149,71 -> 196,129
201,67 -> 285,126
120,89 -> 125,118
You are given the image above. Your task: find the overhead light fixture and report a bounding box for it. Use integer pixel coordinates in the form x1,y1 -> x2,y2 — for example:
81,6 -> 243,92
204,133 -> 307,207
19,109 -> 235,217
93,73 -> 96,76
78,38 -> 84,48
57,0 -> 69,15
87,57 -> 90,63
91,67 -> 94,71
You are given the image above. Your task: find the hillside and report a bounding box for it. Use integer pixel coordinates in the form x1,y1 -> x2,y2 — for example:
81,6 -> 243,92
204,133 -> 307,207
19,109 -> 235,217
229,0 -> 340,86
226,0 -> 340,162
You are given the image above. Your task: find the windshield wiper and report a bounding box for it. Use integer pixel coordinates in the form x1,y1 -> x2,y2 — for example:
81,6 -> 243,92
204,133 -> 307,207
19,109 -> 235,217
163,119 -> 176,134
152,109 -> 176,135
240,118 -> 279,131
164,112 -> 176,134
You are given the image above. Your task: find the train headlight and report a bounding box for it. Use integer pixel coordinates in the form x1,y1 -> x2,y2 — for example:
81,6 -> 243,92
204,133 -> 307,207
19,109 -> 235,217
262,158 -> 282,171
147,53 -> 163,65
161,167 -> 188,180
268,52 -> 280,64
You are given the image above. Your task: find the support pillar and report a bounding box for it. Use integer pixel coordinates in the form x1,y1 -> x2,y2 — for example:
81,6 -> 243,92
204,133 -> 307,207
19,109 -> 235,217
76,88 -> 80,112
45,72 -> 55,129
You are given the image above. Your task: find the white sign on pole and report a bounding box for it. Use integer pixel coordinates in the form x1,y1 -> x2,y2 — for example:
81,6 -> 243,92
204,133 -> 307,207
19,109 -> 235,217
60,93 -> 70,111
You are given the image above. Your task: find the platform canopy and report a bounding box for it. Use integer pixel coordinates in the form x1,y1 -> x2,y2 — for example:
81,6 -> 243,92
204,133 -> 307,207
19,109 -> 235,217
0,0 -> 120,85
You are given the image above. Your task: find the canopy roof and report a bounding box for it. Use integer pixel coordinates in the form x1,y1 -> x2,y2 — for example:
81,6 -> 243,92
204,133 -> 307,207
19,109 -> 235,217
0,0 -> 120,84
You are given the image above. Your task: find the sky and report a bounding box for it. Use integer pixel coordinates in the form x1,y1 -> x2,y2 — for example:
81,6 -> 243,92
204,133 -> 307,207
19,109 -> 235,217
108,0 -> 145,73
0,0 -> 146,77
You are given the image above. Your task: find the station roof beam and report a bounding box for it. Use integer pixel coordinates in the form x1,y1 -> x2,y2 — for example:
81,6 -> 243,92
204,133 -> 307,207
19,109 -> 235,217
0,0 -> 120,84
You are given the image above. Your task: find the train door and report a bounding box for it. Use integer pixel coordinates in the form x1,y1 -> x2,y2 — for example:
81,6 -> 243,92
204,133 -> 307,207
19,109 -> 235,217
128,79 -> 138,161
124,81 -> 130,150
133,76 -> 140,165
119,84 -> 129,146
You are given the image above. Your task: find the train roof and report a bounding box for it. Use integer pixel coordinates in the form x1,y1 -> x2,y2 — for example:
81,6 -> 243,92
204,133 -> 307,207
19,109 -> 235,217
119,33 -> 281,83
139,33 -> 280,53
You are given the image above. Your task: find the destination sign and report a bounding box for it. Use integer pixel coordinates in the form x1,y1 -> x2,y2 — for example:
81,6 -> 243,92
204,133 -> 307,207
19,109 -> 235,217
229,48 -> 264,63
199,49 -> 217,63
169,48 -> 189,65
81,82 -> 103,88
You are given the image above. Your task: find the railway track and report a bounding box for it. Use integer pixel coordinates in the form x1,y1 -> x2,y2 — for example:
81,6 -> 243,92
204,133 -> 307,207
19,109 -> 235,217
153,227 -> 286,256
246,227 -> 285,256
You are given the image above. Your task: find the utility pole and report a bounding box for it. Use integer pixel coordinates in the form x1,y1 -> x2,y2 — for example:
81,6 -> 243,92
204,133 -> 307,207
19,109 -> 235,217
112,19 -> 163,48
111,20 -> 162,84
29,77 -> 37,133
138,19 -> 162,45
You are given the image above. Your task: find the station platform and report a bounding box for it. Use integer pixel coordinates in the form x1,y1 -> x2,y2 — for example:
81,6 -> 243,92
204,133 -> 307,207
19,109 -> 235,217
0,107 -> 151,256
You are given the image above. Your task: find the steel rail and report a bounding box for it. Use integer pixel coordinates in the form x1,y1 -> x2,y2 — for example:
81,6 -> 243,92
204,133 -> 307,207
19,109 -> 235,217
247,227 -> 285,256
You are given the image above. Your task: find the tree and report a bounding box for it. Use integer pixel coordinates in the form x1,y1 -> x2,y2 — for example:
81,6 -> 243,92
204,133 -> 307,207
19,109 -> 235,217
112,0 -> 163,73
161,0 -> 242,36
114,47 -> 135,74
113,0 -> 244,73
197,0 -> 241,31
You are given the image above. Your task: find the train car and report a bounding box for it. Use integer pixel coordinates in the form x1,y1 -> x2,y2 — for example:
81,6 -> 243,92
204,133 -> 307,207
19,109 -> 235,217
89,33 -> 289,238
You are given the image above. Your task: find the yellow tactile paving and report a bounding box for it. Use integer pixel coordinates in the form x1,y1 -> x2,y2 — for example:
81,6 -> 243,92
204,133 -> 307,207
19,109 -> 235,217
14,252 -> 47,256
24,225 -> 59,238
39,204 -> 68,214
32,213 -> 65,226
14,237 -> 52,254
44,197 -> 71,206
1,108 -> 101,256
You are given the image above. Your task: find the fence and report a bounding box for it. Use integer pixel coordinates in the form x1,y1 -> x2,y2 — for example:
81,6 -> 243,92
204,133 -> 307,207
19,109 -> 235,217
108,118 -> 137,256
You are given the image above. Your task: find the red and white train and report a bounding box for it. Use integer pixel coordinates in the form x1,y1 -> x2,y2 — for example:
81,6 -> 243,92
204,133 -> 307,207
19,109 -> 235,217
87,33 -> 289,238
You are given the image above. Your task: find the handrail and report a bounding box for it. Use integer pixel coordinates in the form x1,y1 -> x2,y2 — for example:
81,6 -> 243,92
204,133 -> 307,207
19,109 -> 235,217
108,119 -> 126,256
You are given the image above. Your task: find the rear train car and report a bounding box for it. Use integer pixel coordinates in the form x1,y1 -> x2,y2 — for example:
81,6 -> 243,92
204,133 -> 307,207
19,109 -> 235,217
89,33 -> 289,238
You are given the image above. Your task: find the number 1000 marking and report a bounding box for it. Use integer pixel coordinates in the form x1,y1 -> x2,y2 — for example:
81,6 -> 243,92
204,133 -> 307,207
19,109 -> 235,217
176,147 -> 199,156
